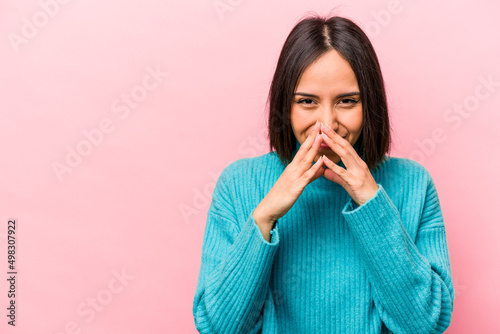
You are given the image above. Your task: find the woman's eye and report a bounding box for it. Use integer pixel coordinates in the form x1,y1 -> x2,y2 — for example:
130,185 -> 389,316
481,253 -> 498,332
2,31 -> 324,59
339,98 -> 359,105
295,98 -> 359,107
297,98 -> 315,105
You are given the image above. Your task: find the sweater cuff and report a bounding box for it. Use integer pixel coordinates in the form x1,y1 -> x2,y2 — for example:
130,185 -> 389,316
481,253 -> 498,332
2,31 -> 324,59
342,183 -> 385,215
341,184 -> 402,248
341,184 -> 411,268
248,208 -> 280,245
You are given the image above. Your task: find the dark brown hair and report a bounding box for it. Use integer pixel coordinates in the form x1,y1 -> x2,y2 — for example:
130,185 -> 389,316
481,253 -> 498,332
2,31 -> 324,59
267,14 -> 391,170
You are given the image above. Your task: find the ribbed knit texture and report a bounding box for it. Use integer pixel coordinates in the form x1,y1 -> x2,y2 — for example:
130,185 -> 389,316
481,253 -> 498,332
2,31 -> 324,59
193,139 -> 454,334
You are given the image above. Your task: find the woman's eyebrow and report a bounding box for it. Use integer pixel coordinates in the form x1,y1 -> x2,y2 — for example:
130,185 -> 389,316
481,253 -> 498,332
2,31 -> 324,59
294,92 -> 360,98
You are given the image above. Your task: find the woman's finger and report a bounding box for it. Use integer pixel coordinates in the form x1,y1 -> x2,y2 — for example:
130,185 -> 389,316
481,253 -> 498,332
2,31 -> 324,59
303,132 -> 323,167
295,121 -> 320,162
320,125 -> 357,169
322,154 -> 349,180
302,154 -> 324,181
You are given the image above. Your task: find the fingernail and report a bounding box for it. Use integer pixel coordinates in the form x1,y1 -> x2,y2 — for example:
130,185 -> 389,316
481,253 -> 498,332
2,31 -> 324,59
315,120 -> 319,130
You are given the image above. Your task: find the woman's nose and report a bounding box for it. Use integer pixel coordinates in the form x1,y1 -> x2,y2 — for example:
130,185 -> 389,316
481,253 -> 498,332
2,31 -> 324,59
318,117 -> 339,132
319,111 -> 339,132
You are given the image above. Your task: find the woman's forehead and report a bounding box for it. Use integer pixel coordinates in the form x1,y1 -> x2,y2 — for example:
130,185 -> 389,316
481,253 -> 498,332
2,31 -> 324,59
294,50 -> 359,93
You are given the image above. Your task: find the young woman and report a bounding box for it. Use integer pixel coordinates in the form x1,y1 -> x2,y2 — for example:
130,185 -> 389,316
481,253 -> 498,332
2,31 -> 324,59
193,14 -> 454,334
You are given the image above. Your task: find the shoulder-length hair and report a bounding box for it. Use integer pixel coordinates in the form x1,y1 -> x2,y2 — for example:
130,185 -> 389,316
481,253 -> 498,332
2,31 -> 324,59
267,14 -> 391,170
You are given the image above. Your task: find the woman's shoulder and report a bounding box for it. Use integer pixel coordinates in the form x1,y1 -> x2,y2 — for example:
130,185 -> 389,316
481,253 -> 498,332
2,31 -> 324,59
379,155 -> 428,170
224,150 -> 281,172
375,155 -> 434,184
217,151 -> 282,185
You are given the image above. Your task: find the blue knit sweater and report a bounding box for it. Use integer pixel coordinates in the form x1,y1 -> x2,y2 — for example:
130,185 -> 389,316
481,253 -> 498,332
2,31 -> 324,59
193,139 -> 454,333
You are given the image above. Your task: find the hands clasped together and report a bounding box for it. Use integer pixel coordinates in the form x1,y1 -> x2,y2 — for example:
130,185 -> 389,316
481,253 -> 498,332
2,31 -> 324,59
255,120 -> 379,227
317,121 -> 379,207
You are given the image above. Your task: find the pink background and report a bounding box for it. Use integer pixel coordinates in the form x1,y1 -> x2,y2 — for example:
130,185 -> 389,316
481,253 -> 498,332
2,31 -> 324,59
1,0 -> 499,333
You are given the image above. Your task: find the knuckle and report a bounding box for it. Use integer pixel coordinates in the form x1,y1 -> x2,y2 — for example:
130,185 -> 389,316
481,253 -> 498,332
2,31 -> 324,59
300,158 -> 310,168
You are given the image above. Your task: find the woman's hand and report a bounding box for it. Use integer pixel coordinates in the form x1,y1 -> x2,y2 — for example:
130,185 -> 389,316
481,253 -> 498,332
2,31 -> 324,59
319,123 -> 379,206
253,121 -> 326,227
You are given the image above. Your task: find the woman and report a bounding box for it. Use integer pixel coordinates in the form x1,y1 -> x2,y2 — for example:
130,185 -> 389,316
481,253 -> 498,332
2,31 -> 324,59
193,14 -> 454,334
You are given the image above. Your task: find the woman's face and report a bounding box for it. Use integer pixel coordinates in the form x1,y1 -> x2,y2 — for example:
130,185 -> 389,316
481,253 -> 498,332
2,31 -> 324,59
290,49 -> 363,164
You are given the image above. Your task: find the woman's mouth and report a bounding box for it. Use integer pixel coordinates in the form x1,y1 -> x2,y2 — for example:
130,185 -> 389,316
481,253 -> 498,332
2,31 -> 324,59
319,135 -> 348,149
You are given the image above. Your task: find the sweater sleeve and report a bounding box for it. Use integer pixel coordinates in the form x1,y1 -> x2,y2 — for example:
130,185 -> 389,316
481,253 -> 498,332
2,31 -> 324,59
192,166 -> 280,334
341,176 -> 454,333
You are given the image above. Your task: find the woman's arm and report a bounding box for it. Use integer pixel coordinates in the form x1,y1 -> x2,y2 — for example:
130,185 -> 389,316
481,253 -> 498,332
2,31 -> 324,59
342,174 -> 454,333
192,166 -> 280,334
